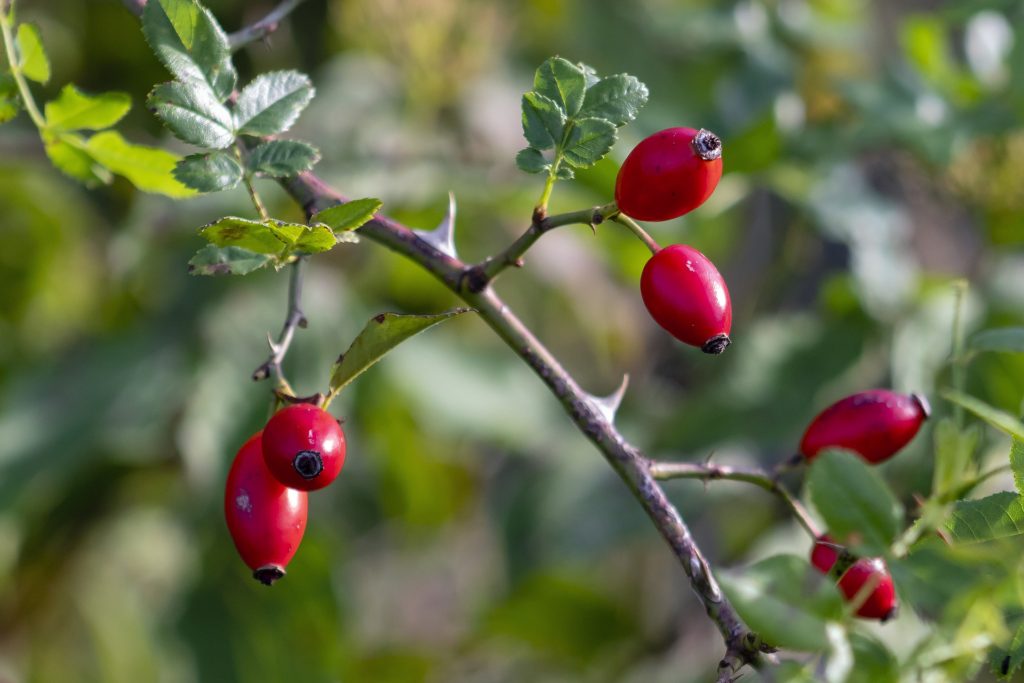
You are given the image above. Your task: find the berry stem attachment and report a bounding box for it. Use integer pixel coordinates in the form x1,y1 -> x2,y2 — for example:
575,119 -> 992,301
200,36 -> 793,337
0,8 -> 48,130
228,0 -> 305,50
649,460 -> 821,538
252,256 -> 308,394
611,214 -> 660,254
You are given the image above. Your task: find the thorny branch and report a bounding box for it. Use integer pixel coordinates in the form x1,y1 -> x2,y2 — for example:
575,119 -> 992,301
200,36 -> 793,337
282,171 -> 773,677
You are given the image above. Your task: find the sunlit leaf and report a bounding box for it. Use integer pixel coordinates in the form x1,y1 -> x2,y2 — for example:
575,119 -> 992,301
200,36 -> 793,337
0,74 -> 19,124
533,57 -> 586,116
329,309 -> 473,394
148,80 -> 235,148
562,117 -> 616,168
199,216 -> 286,254
515,147 -> 549,174
16,23 -> 49,83
142,0 -> 236,100
43,132 -> 112,185
247,139 -> 320,177
579,74 -> 648,126
521,91 -> 565,151
44,84 -> 130,132
311,198 -> 381,233
85,131 -> 195,197
233,70 -> 314,137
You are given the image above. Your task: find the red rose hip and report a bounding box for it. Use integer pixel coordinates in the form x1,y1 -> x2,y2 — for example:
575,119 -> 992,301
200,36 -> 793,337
262,403 -> 346,491
225,432 -> 308,585
810,535 -> 841,575
615,127 -> 723,222
837,558 -> 897,621
800,389 -> 930,464
640,244 -> 732,354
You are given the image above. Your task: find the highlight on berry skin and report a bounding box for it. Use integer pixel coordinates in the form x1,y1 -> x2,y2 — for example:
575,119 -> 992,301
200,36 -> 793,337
799,389 -> 930,464
615,126 -> 723,222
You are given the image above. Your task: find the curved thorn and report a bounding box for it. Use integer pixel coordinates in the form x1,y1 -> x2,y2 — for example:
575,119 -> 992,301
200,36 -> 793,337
588,374 -> 630,423
413,191 -> 458,258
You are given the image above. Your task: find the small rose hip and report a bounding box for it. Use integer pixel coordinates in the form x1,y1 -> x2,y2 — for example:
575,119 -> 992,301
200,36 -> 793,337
225,432 -> 308,585
810,535 -> 841,575
640,244 -> 732,354
800,389 -> 930,464
615,127 -> 723,222
262,403 -> 346,491
838,558 -> 898,621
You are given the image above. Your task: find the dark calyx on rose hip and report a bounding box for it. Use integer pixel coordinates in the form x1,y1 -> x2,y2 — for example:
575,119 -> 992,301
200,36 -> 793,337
810,536 -> 898,621
225,432 -> 309,585
640,244 -> 732,354
800,389 -> 930,464
615,127 -> 723,222
262,403 -> 346,491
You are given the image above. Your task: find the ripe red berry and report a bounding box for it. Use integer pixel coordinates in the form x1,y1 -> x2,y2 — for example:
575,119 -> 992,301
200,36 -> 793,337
262,403 -> 346,491
810,535 -> 841,574
225,432 -> 308,585
800,389 -> 930,464
640,244 -> 732,354
837,558 -> 897,621
615,127 -> 723,222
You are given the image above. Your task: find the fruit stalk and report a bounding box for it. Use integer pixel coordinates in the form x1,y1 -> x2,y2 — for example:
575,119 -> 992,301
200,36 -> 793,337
252,256 -> 308,394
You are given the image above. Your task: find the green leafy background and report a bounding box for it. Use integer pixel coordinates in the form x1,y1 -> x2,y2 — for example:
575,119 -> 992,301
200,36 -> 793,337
1,0 -> 1024,681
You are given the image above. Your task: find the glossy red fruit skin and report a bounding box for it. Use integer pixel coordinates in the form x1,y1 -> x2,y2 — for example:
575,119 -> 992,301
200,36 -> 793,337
262,403 -> 346,491
640,244 -> 732,353
837,558 -> 898,621
615,127 -> 723,222
800,390 -> 930,464
810,535 -> 840,574
225,432 -> 308,585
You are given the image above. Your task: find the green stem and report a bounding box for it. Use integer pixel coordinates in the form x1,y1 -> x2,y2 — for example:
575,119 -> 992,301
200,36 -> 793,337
611,214 -> 661,254
951,279 -> 969,428
536,170 -> 557,213
0,8 -> 47,130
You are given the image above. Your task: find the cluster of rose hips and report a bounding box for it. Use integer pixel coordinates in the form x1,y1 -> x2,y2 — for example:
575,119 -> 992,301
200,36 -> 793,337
224,403 -> 346,585
615,132 -> 930,621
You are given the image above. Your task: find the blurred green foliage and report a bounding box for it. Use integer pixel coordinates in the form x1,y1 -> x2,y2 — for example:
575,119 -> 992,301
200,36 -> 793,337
1,0 -> 1024,681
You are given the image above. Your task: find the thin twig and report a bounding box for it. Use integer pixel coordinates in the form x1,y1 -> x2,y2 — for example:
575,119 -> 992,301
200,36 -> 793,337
650,460 -> 821,538
280,171 -> 768,674
252,256 -> 307,395
228,0 -> 305,50
611,214 -> 661,254
464,203 -> 617,291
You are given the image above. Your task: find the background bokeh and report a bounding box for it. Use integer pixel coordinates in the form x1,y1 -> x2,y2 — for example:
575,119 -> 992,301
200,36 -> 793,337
1,0 -> 1023,680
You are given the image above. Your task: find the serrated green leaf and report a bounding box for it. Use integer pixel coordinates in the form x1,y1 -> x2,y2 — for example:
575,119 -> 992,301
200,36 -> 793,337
247,139 -> 320,177
578,62 -> 600,88
265,220 -> 307,246
294,225 -> 337,254
717,554 -> 844,651
199,216 -> 287,254
515,147 -> 549,174
991,621 -> 1024,679
311,198 -> 381,233
521,91 -> 565,150
16,23 -> 49,83
533,57 -> 586,117
148,80 -> 234,148
933,417 -> 980,498
187,244 -> 273,276
142,0 -> 236,100
233,70 -> 314,137
174,150 -> 242,192
44,84 -> 130,132
43,133 -> 112,185
1012,439 -> 1024,496
85,131 -> 195,197
808,449 -> 903,554
562,117 -> 616,168
0,74 -> 19,124
944,491 -> 1024,543
942,391 -> 1024,440
329,309 -> 473,394
579,74 -> 648,126
971,327 -> 1024,354
554,164 -> 574,180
